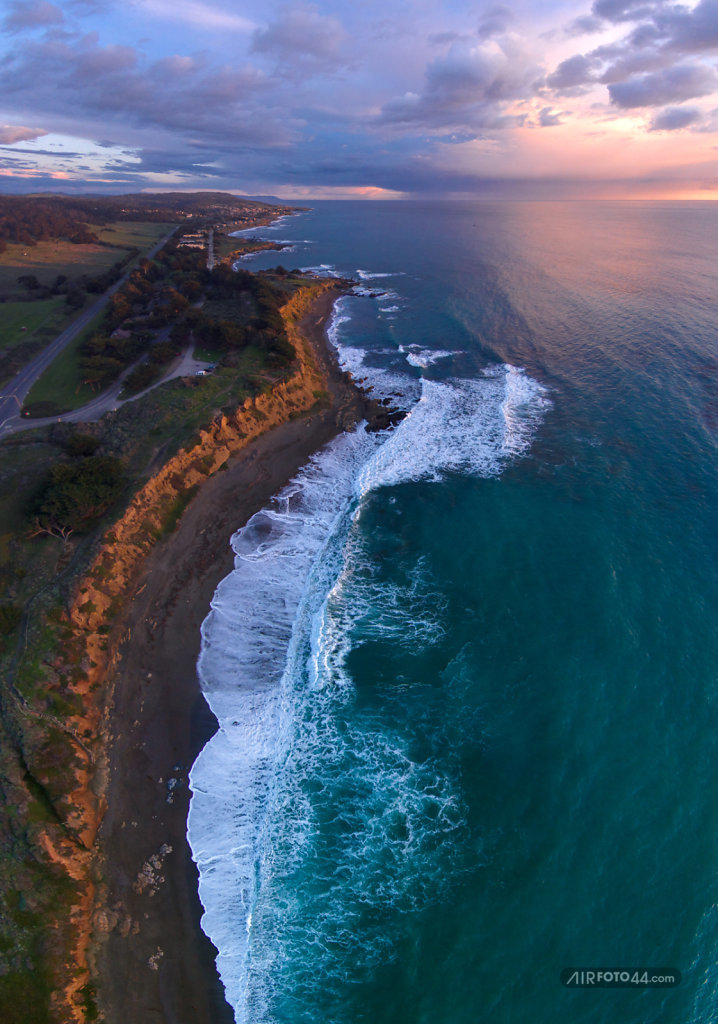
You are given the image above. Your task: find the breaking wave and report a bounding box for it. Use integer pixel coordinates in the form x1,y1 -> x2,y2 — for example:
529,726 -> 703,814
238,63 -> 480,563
189,283 -> 551,1024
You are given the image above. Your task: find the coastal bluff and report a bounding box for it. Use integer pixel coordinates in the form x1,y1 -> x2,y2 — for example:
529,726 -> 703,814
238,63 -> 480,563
37,278 -> 364,1023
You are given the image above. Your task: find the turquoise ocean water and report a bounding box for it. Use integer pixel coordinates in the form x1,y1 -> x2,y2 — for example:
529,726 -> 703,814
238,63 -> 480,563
188,201 -> 718,1024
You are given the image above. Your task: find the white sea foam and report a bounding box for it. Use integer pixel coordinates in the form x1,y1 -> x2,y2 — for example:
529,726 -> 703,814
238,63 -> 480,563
189,429 -> 378,1019
190,291 -> 550,1021
237,526 -> 466,1021
356,365 -> 549,496
326,298 -> 419,407
502,362 -> 552,456
356,269 -> 404,280
300,263 -> 340,277
234,248 -> 295,265
257,238 -> 313,245
399,344 -> 455,368
229,213 -> 304,239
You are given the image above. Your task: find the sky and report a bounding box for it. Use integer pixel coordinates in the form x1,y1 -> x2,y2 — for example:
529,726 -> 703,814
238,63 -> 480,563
0,0 -> 717,198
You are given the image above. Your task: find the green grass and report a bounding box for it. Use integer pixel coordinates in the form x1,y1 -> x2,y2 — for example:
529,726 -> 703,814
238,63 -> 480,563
0,298 -> 70,351
155,484 -> 200,539
0,221 -> 176,293
23,312 -> 106,414
93,220 -> 176,250
0,242 -> 117,293
13,223 -> 180,413
192,343 -> 224,362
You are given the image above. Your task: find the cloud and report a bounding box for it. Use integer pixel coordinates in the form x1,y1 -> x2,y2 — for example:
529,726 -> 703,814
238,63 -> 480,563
546,54 -> 601,93
477,5 -> 513,40
0,0 -> 717,196
380,37 -> 539,133
649,105 -> 702,129
0,34 -> 290,147
0,124 -> 48,143
538,107 -> 564,126
598,48 -> 673,85
251,4 -> 346,74
591,0 -> 658,23
658,0 -> 718,54
0,145 -> 84,156
428,31 -> 463,46
137,0 -> 256,33
548,0 -> 718,120
2,0 -> 64,32
608,63 -> 718,107
566,14 -> 605,36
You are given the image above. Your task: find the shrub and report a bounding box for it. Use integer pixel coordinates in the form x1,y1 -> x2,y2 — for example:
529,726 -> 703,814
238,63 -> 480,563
0,603 -> 22,635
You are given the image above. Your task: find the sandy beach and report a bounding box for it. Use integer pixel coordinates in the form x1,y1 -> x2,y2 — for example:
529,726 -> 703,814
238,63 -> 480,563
93,286 -> 376,1024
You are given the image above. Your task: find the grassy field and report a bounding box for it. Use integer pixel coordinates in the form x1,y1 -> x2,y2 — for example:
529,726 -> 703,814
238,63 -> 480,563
214,233 -> 286,264
0,298 -> 71,351
93,221 -> 176,250
0,221 -> 175,293
0,220 -> 179,392
23,312 -> 106,414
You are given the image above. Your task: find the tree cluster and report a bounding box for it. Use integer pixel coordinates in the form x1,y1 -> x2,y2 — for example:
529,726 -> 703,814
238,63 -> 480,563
200,266 -> 294,364
0,197 -> 103,246
0,192 -> 287,248
81,249 -> 138,295
29,455 -> 125,538
80,332 -> 150,390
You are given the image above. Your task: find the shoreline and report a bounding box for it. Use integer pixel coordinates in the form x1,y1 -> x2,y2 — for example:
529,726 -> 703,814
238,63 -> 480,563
93,285 -> 375,1023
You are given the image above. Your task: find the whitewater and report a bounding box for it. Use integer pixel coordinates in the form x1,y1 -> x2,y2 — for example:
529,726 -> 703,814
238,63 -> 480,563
188,243 -> 550,1022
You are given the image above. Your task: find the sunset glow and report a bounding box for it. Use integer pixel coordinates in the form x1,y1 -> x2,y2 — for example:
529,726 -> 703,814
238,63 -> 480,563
0,0 -> 717,197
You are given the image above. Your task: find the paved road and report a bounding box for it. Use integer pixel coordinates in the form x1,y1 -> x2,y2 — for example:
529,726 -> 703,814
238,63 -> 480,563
0,227 -> 177,438
1,342 -> 213,437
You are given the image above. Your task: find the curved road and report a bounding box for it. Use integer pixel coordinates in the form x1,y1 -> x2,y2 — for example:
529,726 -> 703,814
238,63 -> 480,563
1,342 -> 212,436
0,227 -> 177,438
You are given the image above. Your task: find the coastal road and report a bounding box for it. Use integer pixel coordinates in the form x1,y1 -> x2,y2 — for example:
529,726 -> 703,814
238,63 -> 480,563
0,227 -> 177,438
0,340 -> 212,438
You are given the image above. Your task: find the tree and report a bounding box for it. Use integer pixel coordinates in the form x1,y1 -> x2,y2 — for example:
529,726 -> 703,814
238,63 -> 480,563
29,456 -> 124,537
63,432 -> 99,457
66,286 -> 85,309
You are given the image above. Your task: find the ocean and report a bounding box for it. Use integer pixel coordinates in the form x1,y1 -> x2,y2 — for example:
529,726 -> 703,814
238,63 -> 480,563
187,200 -> 718,1024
